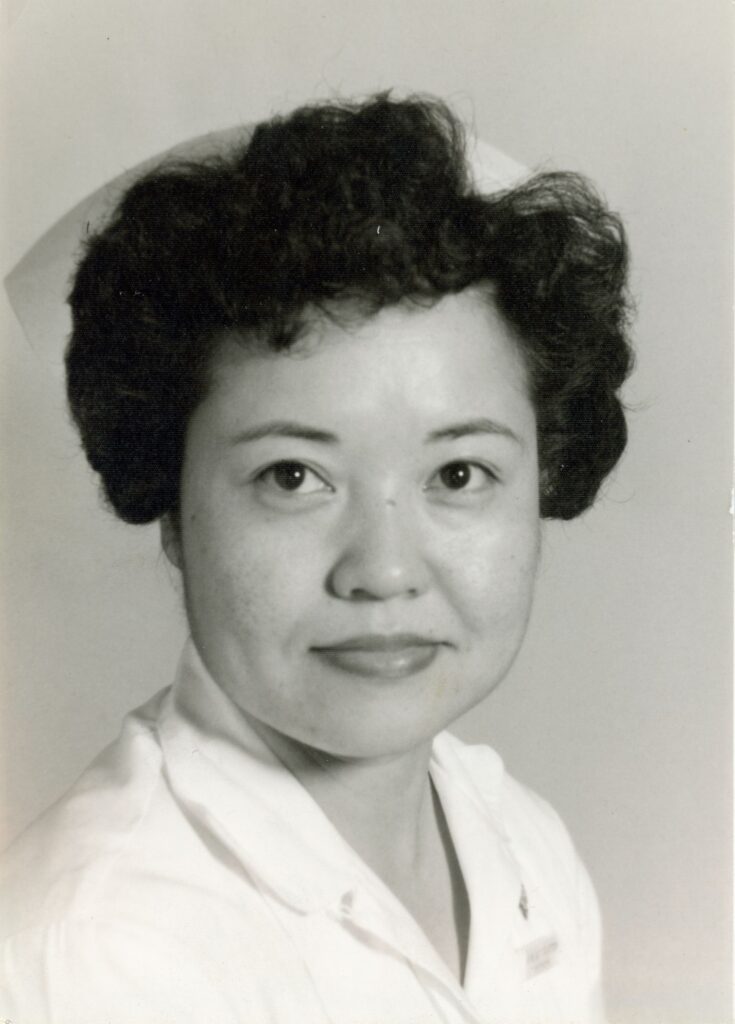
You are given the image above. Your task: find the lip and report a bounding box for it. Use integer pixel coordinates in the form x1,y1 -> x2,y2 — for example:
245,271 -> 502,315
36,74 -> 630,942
311,634 -> 444,679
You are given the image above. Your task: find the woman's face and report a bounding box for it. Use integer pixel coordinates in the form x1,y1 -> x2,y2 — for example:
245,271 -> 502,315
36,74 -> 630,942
166,289 -> 541,759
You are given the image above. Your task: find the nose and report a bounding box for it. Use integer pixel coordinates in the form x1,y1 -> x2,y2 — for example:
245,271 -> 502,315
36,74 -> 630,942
327,497 -> 431,602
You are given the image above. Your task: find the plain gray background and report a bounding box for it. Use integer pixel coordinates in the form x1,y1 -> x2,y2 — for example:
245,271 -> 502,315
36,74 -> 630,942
1,2 -> 732,1021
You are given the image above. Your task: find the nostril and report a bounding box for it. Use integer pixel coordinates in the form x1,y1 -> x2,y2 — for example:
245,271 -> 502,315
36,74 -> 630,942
347,584 -> 421,601
347,586 -> 380,602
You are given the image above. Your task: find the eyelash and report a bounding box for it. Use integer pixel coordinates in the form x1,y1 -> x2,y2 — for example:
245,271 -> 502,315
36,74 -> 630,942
426,460 -> 498,494
254,461 -> 332,495
254,459 -> 498,497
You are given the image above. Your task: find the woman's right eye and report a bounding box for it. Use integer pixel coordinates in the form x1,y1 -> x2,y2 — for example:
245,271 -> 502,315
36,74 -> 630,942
255,461 -> 332,495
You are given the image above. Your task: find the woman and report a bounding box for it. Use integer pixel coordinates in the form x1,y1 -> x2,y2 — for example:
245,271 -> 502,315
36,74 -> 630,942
0,94 -> 632,1023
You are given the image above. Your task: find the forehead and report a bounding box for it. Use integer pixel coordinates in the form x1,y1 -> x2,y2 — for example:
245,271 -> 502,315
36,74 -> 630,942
201,289 -> 533,438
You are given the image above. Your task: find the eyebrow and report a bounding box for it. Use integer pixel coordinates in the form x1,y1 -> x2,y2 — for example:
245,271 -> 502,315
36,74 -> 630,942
229,421 -> 340,446
228,416 -> 523,447
426,418 -> 523,447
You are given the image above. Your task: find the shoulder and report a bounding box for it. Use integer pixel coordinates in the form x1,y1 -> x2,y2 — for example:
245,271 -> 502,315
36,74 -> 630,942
0,691 -> 299,1022
437,732 -> 600,922
0,691 -> 170,942
437,731 -> 573,839
437,732 -> 604,1018
1,916 -> 246,1024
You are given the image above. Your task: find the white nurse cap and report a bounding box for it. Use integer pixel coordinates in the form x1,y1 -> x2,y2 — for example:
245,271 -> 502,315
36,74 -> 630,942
4,123 -> 528,356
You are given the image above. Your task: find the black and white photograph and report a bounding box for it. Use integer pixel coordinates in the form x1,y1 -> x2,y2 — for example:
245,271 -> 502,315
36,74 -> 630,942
1,3 -> 731,1022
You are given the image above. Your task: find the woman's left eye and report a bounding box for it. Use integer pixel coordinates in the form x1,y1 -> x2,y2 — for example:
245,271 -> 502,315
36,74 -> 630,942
426,460 -> 497,494
255,461 -> 331,495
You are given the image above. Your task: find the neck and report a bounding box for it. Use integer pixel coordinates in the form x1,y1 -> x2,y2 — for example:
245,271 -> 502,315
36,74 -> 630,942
248,721 -> 436,884
248,719 -> 471,985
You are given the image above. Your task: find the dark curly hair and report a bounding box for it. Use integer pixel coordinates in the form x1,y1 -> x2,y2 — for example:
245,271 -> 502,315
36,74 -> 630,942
66,93 -> 633,524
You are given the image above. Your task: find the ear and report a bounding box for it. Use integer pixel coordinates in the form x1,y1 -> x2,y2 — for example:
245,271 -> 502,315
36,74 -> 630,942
160,513 -> 183,570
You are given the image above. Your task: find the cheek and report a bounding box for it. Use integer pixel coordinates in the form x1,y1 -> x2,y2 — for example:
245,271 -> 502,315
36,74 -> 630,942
181,506 -> 321,641
440,520 -> 540,636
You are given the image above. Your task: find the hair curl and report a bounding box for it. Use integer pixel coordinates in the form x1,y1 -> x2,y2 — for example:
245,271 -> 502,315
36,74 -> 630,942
66,93 -> 633,523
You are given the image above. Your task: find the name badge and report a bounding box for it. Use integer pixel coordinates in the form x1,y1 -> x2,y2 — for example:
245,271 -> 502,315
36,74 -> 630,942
523,934 -> 559,979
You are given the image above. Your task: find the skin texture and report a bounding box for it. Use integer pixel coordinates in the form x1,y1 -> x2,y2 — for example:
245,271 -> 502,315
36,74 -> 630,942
161,287 -> 542,981
163,288 -> 541,764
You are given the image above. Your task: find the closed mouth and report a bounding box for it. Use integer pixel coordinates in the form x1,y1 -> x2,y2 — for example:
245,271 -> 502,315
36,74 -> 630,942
311,634 -> 445,678
313,633 -> 441,653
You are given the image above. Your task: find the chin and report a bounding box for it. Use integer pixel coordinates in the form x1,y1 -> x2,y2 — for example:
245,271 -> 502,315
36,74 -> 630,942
292,706 -> 463,761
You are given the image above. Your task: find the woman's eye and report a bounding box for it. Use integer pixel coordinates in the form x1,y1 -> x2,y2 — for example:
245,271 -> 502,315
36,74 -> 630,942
427,460 -> 496,494
256,461 -> 330,495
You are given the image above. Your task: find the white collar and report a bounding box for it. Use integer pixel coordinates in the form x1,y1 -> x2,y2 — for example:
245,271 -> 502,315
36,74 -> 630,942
158,640 -> 525,950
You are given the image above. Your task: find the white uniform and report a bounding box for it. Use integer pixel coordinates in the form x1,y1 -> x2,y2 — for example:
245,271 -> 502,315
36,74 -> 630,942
1,642 -> 604,1024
